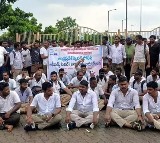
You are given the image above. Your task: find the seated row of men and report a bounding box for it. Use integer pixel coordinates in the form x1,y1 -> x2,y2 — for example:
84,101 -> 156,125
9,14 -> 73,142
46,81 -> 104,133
0,77 -> 160,132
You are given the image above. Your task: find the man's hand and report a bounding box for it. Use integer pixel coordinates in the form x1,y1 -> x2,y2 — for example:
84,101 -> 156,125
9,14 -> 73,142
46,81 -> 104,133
0,117 -> 4,125
104,99 -> 108,105
11,68 -> 15,74
79,59 -> 84,63
5,112 -> 11,119
105,113 -> 111,124
65,116 -> 71,123
137,115 -> 144,123
45,115 -> 53,122
146,64 -> 150,69
93,116 -> 98,125
152,114 -> 159,120
26,116 -> 33,125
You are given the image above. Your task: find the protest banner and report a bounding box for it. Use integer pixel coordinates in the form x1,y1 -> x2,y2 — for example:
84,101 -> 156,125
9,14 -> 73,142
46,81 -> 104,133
48,46 -> 103,78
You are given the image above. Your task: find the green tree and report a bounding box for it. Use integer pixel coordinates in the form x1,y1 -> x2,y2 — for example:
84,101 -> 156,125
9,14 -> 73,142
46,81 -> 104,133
43,25 -> 58,34
55,16 -> 77,32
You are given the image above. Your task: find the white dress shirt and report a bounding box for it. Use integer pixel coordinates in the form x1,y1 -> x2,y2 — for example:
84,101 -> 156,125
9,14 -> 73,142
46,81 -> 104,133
0,46 -> 8,67
29,78 -> 45,88
147,75 -> 159,83
40,47 -> 48,65
108,44 -> 126,64
70,76 -> 87,86
143,92 -> 160,114
66,90 -> 99,112
1,78 -> 17,90
89,84 -> 104,99
108,88 -> 140,109
30,93 -> 61,115
51,80 -> 66,95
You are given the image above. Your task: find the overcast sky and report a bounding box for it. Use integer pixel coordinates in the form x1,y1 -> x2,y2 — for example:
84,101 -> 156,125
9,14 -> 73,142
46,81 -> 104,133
11,0 -> 160,33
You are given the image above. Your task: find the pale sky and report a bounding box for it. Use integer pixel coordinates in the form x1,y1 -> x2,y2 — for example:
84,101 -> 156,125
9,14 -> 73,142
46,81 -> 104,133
9,0 -> 160,33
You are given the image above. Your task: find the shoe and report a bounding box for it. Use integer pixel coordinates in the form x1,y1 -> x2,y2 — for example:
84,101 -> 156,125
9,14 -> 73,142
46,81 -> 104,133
53,123 -> 62,129
0,123 -> 5,130
67,122 -> 76,130
24,123 -> 38,132
90,123 -> 94,129
131,121 -> 143,131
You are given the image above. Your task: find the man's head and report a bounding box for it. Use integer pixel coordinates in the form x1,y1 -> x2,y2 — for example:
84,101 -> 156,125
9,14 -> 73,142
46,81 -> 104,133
134,69 -> 143,80
21,68 -> 28,76
143,38 -> 148,45
99,68 -> 105,78
14,42 -> 21,50
114,67 -> 122,77
42,82 -> 53,97
81,64 -> 87,73
64,41 -> 70,47
114,36 -> 120,44
151,67 -> 159,76
34,40 -> 40,48
59,39 -> 64,47
3,72 -> 9,81
0,82 -> 10,97
76,41 -> 81,48
38,67 -> 44,73
90,77 -> 97,89
51,40 -> 57,47
34,70 -> 42,80
118,76 -> 129,92
147,81 -> 158,96
126,37 -> 132,45
77,71 -> 84,81
21,41 -> 27,49
149,35 -> 156,44
2,41 -> 8,48
50,71 -> 58,81
108,75 -> 117,85
59,68 -> 65,76
103,63 -> 110,73
135,35 -> 143,45
79,80 -> 88,95
102,36 -> 108,45
43,40 -> 50,48
19,79 -> 28,90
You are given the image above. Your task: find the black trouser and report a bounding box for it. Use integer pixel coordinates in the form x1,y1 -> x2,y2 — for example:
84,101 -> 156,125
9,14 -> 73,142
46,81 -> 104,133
0,113 -> 20,126
24,66 -> 32,77
124,63 -> 131,81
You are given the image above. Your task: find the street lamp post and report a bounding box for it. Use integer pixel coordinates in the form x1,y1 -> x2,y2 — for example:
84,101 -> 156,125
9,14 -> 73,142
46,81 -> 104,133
122,19 -> 126,33
126,0 -> 128,35
108,9 -> 117,32
140,0 -> 142,34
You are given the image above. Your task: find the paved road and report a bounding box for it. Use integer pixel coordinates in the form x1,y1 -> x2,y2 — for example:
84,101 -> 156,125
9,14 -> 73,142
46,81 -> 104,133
0,109 -> 160,143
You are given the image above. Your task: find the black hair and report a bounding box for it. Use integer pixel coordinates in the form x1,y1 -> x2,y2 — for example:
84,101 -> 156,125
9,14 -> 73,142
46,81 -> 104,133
76,41 -> 81,44
59,68 -> 64,72
142,38 -> 147,41
90,77 -> 97,82
51,40 -> 56,43
79,80 -> 88,87
109,75 -> 117,81
118,76 -> 128,83
102,36 -> 108,41
3,71 -> 9,75
19,79 -> 28,84
0,82 -> 9,91
38,67 -> 43,70
64,41 -> 69,45
59,39 -> 64,43
14,42 -> 20,49
99,68 -> 105,73
42,82 -> 53,91
22,68 -> 28,71
149,35 -> 156,39
114,35 -> 120,39
135,69 -> 143,76
35,40 -> 40,43
81,64 -> 86,68
115,67 -> 122,73
152,67 -> 159,73
147,81 -> 158,89
136,35 -> 143,40
50,71 -> 57,76
77,70 -> 84,76
103,63 -> 109,68
20,41 -> 27,46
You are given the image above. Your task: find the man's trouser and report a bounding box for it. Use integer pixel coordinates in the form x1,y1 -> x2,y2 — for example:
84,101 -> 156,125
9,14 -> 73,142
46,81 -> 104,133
110,109 -> 138,127
130,62 -> 145,77
61,94 -> 71,107
70,110 -> 99,127
13,69 -> 22,79
32,114 -> 62,129
31,63 -> 42,74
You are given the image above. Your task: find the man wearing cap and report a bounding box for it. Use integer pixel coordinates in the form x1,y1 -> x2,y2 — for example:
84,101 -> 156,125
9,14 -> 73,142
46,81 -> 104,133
124,37 -> 135,81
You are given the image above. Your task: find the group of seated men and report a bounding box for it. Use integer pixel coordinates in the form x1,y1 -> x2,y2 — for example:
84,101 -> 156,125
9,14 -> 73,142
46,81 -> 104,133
0,59 -> 160,132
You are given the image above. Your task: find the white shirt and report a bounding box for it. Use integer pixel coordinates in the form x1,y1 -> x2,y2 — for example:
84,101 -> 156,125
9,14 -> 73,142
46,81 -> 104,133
70,76 -> 87,86
108,44 -> 126,64
105,71 -> 114,80
29,78 -> 45,88
21,49 -> 32,67
16,74 -> 30,86
147,75 -> 159,83
0,91 -> 20,113
129,76 -> 146,85
66,90 -> 99,112
59,74 -> 70,86
108,88 -> 140,109
0,46 -> 8,67
143,92 -> 160,114
1,78 -> 17,90
130,79 -> 147,94
40,47 -> 48,65
133,44 -> 149,62
33,73 -> 47,81
30,93 -> 61,115
89,84 -> 104,99
51,80 -> 66,95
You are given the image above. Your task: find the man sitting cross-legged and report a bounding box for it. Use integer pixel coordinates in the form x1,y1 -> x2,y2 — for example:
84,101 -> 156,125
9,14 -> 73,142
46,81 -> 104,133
0,82 -> 21,132
105,76 -> 144,131
65,80 -> 99,130
24,82 -> 62,131
143,81 -> 160,130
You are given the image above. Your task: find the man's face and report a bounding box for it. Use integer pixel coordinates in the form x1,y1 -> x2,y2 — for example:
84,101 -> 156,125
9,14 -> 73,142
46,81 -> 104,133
114,37 -> 120,44
59,42 -> 64,47
35,72 -> 42,80
103,66 -> 108,72
150,38 -> 155,44
81,67 -> 86,73
21,44 -> 27,49
135,37 -> 142,44
90,80 -> 97,88
3,73 -> 9,80
77,72 -> 84,81
115,70 -> 121,76
2,42 -> 8,48
52,42 -> 57,47
34,42 -> 39,48
43,41 -> 49,48
126,40 -> 132,45
2,86 -> 10,97
59,71 -> 64,76
119,81 -> 128,92
108,78 -> 114,84
99,72 -> 105,77
147,87 -> 156,96
51,74 -> 57,81
151,70 -> 157,76
22,70 -> 27,76
134,74 -> 140,80
45,87 -> 53,97
20,82 -> 28,90
79,84 -> 88,95
76,42 -> 81,48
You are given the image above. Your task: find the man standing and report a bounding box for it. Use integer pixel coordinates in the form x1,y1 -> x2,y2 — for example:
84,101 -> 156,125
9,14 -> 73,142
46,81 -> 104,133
105,76 -> 143,131
131,35 -> 150,76
24,82 -> 62,131
108,36 -> 126,74
102,36 -> 110,64
65,80 -> 99,130
0,82 -> 21,132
